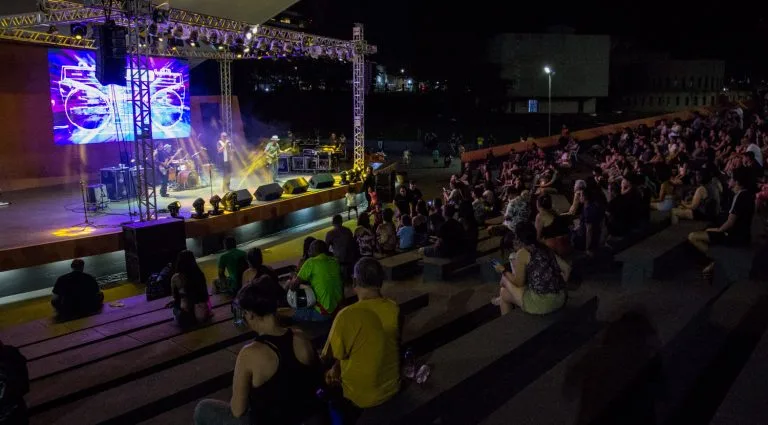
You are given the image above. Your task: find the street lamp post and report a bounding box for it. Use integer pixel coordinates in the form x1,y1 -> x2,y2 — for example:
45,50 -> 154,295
543,66 -> 554,136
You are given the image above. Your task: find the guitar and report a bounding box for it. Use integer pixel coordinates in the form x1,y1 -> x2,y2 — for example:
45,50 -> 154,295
265,141 -> 282,165
157,150 -> 184,175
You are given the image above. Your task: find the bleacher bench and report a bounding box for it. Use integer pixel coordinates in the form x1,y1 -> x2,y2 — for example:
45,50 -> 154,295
422,236 -> 501,282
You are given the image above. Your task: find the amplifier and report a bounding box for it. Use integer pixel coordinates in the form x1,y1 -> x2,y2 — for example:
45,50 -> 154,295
101,167 -> 135,201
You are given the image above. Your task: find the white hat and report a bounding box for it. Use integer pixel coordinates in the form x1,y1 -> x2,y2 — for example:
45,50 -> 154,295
270,135 -> 279,141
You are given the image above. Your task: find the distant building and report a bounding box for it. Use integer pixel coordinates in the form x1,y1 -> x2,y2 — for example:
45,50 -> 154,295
487,33 -> 611,114
612,56 -> 734,112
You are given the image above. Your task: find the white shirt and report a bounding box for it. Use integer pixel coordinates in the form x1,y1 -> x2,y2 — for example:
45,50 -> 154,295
219,139 -> 230,163
746,143 -> 763,167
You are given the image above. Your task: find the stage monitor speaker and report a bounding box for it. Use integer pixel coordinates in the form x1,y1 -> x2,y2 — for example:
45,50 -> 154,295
94,22 -> 127,86
255,183 -> 283,201
224,189 -> 253,211
101,167 -> 134,201
86,184 -> 107,207
283,177 -> 309,195
123,219 -> 186,283
309,173 -> 335,189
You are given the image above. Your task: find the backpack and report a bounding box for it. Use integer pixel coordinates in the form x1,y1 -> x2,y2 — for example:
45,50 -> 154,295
145,264 -> 173,301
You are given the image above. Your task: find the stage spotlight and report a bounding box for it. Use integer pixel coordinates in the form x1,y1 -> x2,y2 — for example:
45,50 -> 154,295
152,7 -> 169,24
283,42 -> 293,54
167,201 -> 181,218
209,195 -> 223,215
270,40 -> 281,52
70,23 -> 87,40
340,171 -> 349,185
222,191 -> 239,212
188,30 -> 199,47
47,25 -> 59,35
255,37 -> 268,51
192,198 -> 208,219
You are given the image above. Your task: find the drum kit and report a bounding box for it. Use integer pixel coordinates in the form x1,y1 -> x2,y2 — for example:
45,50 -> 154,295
166,150 -> 209,191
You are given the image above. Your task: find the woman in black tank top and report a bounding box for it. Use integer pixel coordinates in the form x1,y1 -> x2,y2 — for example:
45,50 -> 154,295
194,281 -> 323,425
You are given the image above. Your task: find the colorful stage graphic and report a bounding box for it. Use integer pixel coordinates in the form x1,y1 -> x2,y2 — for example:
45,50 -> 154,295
48,48 -> 191,145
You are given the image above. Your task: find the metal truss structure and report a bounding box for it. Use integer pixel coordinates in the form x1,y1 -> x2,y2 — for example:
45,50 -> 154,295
219,58 -> 234,139
125,0 -> 156,221
352,24 -> 366,171
0,0 -> 376,220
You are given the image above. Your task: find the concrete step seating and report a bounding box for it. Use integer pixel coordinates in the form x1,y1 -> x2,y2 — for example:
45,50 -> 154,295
422,235 -> 503,282
357,294 -> 600,425
380,216 -> 503,281
710,310 -> 768,425
27,289 -> 430,425
614,218 -> 707,286
475,279 -> 737,425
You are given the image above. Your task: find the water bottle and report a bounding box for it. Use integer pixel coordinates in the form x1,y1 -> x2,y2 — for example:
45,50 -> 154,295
232,301 -> 245,328
415,364 -> 432,384
403,347 -> 416,379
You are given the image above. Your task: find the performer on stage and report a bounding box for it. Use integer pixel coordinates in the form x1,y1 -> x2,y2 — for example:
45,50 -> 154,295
217,132 -> 234,193
265,135 -> 282,184
155,144 -> 182,197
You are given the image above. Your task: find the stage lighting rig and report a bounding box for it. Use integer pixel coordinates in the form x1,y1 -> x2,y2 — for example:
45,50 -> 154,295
192,198 -> 208,219
188,29 -> 198,47
167,201 -> 181,218
222,191 -> 238,212
209,195 -> 223,215
339,171 -> 349,185
71,23 -> 87,40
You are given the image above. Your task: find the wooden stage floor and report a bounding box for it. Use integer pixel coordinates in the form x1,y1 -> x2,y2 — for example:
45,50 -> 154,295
0,172 -> 351,271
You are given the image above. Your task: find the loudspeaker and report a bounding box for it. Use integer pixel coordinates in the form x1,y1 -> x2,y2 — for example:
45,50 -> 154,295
94,22 -> 127,86
86,184 -> 107,208
255,183 -> 283,201
223,189 -> 253,211
309,173 -> 335,189
283,177 -> 309,195
123,219 -> 186,282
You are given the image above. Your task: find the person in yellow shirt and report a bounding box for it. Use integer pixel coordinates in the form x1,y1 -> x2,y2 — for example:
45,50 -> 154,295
322,257 -> 401,424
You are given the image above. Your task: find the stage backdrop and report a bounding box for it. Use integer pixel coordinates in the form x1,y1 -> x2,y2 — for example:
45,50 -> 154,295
0,42 -> 244,191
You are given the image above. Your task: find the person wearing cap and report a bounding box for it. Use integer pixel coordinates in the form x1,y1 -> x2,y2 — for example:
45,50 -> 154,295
154,143 -> 176,197
265,135 -> 282,184
217,132 -> 233,192
52,259 -> 104,318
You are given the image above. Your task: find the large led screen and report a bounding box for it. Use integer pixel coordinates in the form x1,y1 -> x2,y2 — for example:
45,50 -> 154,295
48,48 -> 191,145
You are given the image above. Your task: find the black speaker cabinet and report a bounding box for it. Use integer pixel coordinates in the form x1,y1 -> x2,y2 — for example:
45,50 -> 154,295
282,177 -> 309,195
123,219 -> 186,283
101,167 -> 135,200
94,23 -> 127,86
309,173 -> 335,189
255,183 -> 284,201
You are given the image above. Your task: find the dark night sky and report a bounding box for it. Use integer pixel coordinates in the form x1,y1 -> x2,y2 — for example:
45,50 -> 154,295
291,0 -> 768,78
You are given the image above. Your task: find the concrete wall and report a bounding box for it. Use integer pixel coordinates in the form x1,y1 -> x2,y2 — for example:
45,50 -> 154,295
488,33 -> 611,98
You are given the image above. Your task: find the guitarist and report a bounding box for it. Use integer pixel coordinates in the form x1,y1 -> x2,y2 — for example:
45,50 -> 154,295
265,135 -> 282,184
155,144 -> 181,198
218,132 -> 234,193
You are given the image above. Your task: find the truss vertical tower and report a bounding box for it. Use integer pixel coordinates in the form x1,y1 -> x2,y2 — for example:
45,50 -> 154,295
219,58 -> 233,139
352,23 -> 366,170
125,0 -> 156,221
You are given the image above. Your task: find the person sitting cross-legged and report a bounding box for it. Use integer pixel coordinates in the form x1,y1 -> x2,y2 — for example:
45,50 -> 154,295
193,283 -> 325,425
52,259 -> 104,319
494,221 -> 571,316
289,240 -> 344,322
322,257 -> 401,425
214,236 -> 248,295
170,250 -> 212,327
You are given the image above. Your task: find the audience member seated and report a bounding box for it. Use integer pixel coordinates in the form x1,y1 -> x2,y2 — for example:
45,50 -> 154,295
571,187 -> 605,257
490,189 -> 531,237
169,250 -> 212,327
493,222 -> 570,316
421,204 -> 466,259
427,198 -> 446,235
393,186 -> 410,217
298,236 -> 317,270
443,181 -> 463,205
242,247 -> 284,305
396,215 -> 415,250
535,194 -> 571,257
194,284 -> 323,425
687,167 -> 756,278
412,200 -> 430,245
535,163 -> 560,195
408,181 -> 423,213
376,208 -> 398,254
671,169 -> 722,224
471,188 -> 486,224
289,240 -> 344,322
321,258 -> 401,424
214,236 -> 248,295
565,180 -> 587,218
354,213 -> 376,258
651,164 -> 676,212
326,214 -> 358,283
606,177 -> 646,238
51,259 -> 104,319
458,200 -> 480,257
0,339 -> 29,425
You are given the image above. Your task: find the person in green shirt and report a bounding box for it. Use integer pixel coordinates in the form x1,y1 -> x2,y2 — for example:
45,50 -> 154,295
215,236 -> 247,295
289,240 -> 343,322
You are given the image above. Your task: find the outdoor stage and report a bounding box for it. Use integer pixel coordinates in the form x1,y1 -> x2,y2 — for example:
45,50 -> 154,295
0,172 -> 359,273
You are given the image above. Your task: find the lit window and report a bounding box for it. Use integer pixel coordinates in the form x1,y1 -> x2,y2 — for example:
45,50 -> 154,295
528,99 -> 539,113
